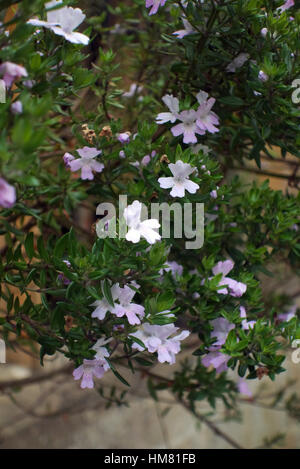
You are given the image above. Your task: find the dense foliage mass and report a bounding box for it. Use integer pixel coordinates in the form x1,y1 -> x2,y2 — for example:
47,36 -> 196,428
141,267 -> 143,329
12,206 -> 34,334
0,0 -> 299,441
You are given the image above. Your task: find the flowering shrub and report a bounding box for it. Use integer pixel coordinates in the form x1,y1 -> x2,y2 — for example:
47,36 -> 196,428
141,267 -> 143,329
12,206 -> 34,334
0,0 -> 300,444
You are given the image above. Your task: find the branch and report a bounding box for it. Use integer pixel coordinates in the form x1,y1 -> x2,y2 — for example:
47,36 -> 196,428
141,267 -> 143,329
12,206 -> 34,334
178,398 -> 245,449
0,364 -> 72,391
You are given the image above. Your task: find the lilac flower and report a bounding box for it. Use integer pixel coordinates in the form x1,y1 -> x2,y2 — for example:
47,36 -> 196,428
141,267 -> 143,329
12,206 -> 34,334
91,283 -> 122,320
173,18 -> 195,39
237,378 -> 252,397
156,91 -> 218,143
111,284 -> 145,325
210,318 -> 235,348
131,323 -> 190,364
145,0 -> 166,16
57,259 -> 72,285
92,337 -> 112,361
158,160 -> 199,198
195,91 -> 220,134
261,27 -> 268,38
118,132 -> 130,144
171,110 -> 205,144
23,79 -> 35,89
68,147 -> 104,180
124,200 -> 161,244
0,178 -> 16,208
10,100 -> 23,115
63,152 -> 75,169
226,53 -> 249,73
161,261 -> 183,278
210,260 -> 247,297
156,94 -> 180,125
0,62 -> 27,88
240,306 -> 256,330
28,0 -> 89,45
73,359 -> 109,389
277,0 -> 294,13
258,70 -> 269,82
210,189 -> 218,199
202,350 -> 230,373
278,305 -> 297,322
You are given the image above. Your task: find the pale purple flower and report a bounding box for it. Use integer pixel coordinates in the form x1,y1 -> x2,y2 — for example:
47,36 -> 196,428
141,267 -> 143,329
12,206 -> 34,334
141,155 -> 151,166
261,27 -> 268,37
73,359 -> 109,389
92,337 -> 112,361
277,0 -> 294,13
210,318 -> 235,348
124,200 -> 161,244
196,92 -> 220,134
240,306 -> 256,330
202,350 -> 230,373
171,110 -> 205,144
145,0 -> 166,16
141,150 -> 157,167
111,284 -> 145,325
63,152 -> 75,169
23,79 -> 35,88
158,160 -> 199,198
210,189 -> 218,199
278,305 -> 297,322
118,132 -> 130,144
226,53 -> 249,73
119,150 -> 126,159
0,62 -> 28,88
68,147 -> 104,180
131,323 -> 190,364
0,178 -> 16,208
258,70 -> 268,82
173,18 -> 195,39
161,261 -> 183,278
10,100 -> 23,114
211,260 -> 247,297
28,0 -> 89,45
156,94 -> 180,125
237,378 -> 252,397
58,259 -> 72,285
91,283 -> 122,320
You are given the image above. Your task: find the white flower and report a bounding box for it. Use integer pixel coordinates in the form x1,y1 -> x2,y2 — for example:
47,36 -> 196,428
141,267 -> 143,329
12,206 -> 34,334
196,90 -> 209,105
28,0 -> 89,45
158,160 -> 199,198
91,283 -> 121,320
92,337 -> 112,360
190,144 -> 211,156
173,17 -> 195,39
111,284 -> 145,325
124,200 -> 161,244
130,323 -> 190,364
156,94 -> 180,124
122,83 -> 143,98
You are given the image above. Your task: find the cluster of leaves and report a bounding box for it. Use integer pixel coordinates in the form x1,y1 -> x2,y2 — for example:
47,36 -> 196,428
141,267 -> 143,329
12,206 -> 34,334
0,0 -> 299,426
